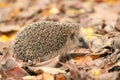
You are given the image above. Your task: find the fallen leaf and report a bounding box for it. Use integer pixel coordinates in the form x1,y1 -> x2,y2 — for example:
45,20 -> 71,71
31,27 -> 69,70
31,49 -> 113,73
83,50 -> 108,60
42,72 -> 54,80
75,55 -> 93,68
98,72 -> 119,80
50,4 -> 59,14
0,41 -> 13,52
28,66 -> 65,75
13,0 -> 30,9
62,61 -> 82,80
0,35 -> 9,42
65,9 -> 80,17
91,69 -> 101,76
17,5 -> 41,18
0,47 -> 12,65
3,67 -> 28,80
22,76 -> 35,80
8,8 -> 20,21
34,55 -> 60,67
55,73 -> 67,80
80,27 -> 99,41
104,0 -> 118,5
115,18 -> 120,31
87,69 -> 102,79
0,24 -> 20,33
0,2 -> 8,8
0,7 -> 13,22
33,74 -> 43,80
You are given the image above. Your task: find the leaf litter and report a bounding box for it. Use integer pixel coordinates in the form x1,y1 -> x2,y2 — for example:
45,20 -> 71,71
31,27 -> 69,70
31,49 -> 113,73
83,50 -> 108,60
0,0 -> 120,80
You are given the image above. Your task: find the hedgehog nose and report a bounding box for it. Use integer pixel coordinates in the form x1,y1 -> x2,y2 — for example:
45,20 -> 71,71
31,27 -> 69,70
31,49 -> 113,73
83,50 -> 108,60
82,42 -> 88,48
79,37 -> 88,48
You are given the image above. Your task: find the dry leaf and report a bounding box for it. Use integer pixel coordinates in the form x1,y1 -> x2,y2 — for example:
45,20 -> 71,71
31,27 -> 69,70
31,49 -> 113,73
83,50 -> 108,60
104,0 -> 118,5
87,69 -> 102,79
0,47 -> 18,74
22,76 -> 35,80
0,2 -> 8,8
98,72 -> 119,80
13,0 -> 30,9
115,18 -> 120,31
0,35 -> 9,42
33,74 -> 43,80
8,8 -> 20,21
0,41 -> 13,52
28,66 -> 65,75
42,72 -> 54,80
3,67 -> 28,80
75,55 -> 93,68
55,73 -> 67,80
0,47 -> 12,65
0,24 -> 20,33
34,55 -> 60,67
80,27 -> 98,41
17,5 -> 41,18
62,61 -> 82,80
65,9 -> 80,17
49,5 -> 59,14
0,7 -> 12,22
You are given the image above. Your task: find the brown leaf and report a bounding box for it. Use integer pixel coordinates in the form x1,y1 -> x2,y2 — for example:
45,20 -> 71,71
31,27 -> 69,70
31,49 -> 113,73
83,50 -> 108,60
72,48 -> 90,54
0,42 -> 7,51
0,47 -> 18,74
3,67 -> 28,80
13,0 -> 30,9
17,5 -> 41,18
42,72 -> 54,80
28,66 -> 65,75
0,24 -> 20,33
0,47 -> 12,65
33,74 -> 43,80
75,55 -> 93,68
22,76 -> 36,80
62,61 -> 82,80
55,73 -> 67,80
115,18 -> 120,31
98,72 -> 119,80
34,55 -> 60,67
0,7 -> 12,22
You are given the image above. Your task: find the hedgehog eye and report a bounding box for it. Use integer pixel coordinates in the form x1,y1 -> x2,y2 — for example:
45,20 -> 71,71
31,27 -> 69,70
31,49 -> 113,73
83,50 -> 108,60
79,37 -> 83,42
70,33 -> 75,40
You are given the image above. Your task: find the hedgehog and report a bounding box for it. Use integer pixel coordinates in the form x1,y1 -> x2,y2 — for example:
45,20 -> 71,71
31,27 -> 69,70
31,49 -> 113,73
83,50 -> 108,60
13,21 -> 88,62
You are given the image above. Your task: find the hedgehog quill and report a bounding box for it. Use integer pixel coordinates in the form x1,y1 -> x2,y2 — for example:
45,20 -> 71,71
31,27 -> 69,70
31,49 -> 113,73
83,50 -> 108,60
13,21 -> 88,62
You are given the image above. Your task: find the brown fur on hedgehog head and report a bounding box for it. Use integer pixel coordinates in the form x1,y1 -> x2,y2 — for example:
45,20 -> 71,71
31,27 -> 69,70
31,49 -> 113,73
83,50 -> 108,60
13,21 -> 87,62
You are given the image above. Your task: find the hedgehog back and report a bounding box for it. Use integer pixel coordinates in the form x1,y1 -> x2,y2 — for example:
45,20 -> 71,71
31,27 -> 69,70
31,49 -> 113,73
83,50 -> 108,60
13,21 -> 79,62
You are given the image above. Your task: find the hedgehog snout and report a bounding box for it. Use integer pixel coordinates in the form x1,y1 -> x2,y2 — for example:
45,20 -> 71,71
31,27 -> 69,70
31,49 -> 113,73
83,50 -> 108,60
78,37 -> 88,48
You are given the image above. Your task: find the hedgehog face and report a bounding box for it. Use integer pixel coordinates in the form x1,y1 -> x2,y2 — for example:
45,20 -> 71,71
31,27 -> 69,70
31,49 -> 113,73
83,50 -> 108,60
69,32 -> 88,49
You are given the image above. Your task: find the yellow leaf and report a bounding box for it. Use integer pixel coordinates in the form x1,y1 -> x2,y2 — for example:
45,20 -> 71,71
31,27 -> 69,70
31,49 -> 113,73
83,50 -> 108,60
104,0 -> 118,5
92,69 -> 101,76
50,7 -> 59,14
80,27 -> 96,40
42,9 -> 50,16
0,35 -> 9,42
0,2 -> 8,8
66,9 -> 80,16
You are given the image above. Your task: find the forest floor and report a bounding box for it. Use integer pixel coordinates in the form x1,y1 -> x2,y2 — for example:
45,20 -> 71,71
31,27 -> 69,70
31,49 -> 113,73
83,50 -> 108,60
0,0 -> 120,80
